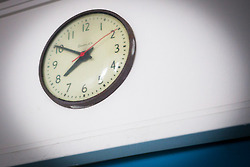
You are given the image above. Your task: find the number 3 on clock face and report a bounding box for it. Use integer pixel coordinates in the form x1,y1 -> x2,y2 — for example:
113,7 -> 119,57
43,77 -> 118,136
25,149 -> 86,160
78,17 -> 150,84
39,9 -> 136,109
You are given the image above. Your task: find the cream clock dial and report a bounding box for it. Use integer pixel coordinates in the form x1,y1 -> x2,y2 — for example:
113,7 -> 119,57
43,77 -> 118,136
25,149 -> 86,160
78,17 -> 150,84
39,10 -> 136,108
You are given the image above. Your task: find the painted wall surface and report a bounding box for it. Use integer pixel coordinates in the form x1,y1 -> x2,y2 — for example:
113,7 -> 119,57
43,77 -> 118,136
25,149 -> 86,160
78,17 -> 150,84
0,0 -> 250,166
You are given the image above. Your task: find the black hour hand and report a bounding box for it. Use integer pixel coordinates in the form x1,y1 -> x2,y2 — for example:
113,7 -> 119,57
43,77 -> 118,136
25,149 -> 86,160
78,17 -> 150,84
64,53 -> 92,77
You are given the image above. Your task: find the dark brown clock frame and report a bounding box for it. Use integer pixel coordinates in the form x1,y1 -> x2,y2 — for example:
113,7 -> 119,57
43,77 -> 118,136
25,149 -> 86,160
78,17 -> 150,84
39,9 -> 136,109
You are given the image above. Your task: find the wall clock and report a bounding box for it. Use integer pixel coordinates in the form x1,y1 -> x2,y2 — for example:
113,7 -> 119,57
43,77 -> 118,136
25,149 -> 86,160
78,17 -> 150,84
39,9 -> 136,109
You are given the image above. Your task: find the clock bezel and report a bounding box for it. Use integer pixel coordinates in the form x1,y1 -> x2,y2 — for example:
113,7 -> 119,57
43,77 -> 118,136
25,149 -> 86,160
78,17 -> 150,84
39,9 -> 136,109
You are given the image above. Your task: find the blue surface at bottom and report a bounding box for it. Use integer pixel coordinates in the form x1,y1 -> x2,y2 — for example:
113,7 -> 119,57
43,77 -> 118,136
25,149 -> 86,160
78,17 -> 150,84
17,125 -> 250,167
84,137 -> 250,167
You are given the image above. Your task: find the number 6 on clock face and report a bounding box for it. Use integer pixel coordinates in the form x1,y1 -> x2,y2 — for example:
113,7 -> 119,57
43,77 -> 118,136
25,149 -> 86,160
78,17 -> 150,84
39,9 -> 136,109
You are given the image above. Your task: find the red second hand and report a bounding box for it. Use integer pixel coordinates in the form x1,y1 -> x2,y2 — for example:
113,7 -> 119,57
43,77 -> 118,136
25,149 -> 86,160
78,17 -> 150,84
72,29 -> 118,62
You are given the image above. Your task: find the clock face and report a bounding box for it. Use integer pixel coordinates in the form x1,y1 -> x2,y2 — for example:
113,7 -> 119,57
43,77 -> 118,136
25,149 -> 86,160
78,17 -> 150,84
39,10 -> 136,108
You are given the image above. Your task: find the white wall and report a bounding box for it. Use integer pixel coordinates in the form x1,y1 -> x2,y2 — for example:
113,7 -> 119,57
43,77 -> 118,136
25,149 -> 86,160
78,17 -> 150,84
0,0 -> 250,166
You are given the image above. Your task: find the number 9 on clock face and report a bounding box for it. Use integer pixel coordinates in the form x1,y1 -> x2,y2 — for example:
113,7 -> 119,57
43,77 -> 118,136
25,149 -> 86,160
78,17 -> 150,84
39,9 -> 136,109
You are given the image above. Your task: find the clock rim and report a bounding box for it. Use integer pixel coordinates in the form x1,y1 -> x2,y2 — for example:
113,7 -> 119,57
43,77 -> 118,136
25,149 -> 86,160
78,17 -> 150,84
39,9 -> 136,109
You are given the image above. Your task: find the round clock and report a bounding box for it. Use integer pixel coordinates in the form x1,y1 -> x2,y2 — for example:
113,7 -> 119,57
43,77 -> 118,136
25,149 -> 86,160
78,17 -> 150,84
39,9 -> 136,109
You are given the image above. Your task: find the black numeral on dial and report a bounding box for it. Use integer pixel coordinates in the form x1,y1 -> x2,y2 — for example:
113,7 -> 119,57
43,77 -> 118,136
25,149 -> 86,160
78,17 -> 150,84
98,76 -> 103,84
52,61 -> 58,69
115,44 -> 119,53
56,75 -> 61,83
111,30 -> 115,39
66,83 -> 71,92
55,45 -> 64,54
100,23 -> 102,30
83,23 -> 90,32
68,31 -> 74,40
111,61 -> 116,69
82,84 -> 87,93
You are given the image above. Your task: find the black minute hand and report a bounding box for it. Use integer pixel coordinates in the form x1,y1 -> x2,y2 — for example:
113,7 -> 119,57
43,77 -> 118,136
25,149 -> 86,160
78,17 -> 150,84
54,45 -> 81,55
